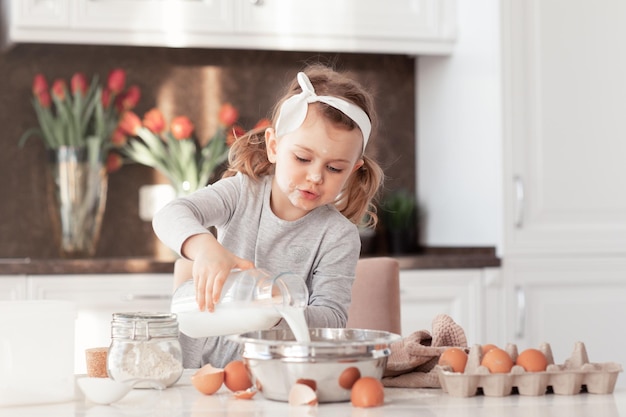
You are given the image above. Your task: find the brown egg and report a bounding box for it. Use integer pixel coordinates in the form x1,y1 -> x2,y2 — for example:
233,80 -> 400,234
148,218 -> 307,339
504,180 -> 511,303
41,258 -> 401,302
350,377 -> 384,408
516,348 -> 548,372
481,344 -> 499,355
438,347 -> 468,373
481,348 -> 514,373
223,360 -> 253,392
191,364 -> 224,395
338,367 -> 361,389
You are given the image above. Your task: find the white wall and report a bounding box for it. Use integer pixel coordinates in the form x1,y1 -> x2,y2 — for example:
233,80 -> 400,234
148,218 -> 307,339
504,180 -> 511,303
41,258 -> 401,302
416,0 -> 502,254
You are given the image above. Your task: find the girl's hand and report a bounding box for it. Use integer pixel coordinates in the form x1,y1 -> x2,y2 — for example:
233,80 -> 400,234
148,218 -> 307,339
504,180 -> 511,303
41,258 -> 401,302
182,233 -> 254,312
192,249 -> 254,312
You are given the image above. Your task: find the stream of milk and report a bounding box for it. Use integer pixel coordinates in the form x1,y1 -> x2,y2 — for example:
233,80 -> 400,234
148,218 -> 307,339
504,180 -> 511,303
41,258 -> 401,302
277,306 -> 310,343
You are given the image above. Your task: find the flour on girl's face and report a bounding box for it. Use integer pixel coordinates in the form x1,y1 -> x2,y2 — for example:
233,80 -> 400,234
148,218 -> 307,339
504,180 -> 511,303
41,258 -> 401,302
268,106 -> 363,221
307,173 -> 322,183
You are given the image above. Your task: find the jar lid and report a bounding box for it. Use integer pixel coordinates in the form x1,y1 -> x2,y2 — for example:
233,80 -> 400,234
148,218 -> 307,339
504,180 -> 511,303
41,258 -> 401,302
113,312 -> 176,322
111,312 -> 179,340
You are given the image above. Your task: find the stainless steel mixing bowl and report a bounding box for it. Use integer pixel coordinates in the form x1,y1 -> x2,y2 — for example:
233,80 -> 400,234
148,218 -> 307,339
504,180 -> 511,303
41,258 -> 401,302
229,328 -> 400,402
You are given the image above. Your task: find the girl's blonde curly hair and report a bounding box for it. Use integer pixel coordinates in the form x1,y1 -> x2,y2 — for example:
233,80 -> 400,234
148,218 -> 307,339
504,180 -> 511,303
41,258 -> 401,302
223,64 -> 384,227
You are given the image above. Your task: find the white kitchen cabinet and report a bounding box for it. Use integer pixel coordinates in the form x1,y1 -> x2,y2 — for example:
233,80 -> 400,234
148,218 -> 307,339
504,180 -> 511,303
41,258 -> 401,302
236,0 -> 456,55
502,0 -> 626,256
399,268 -> 498,346
504,257 -> 626,386
5,0 -> 457,55
72,0 -> 234,33
8,0 -> 70,28
0,275 -> 27,300
28,274 -> 173,374
500,0 -> 626,388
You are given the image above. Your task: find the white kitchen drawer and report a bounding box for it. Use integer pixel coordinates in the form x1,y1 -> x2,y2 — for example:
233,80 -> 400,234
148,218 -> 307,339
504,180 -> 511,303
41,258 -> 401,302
399,269 -> 486,344
237,0 -> 449,40
504,256 -> 626,387
9,0 -> 70,28
0,275 -> 27,300
72,0 -> 234,33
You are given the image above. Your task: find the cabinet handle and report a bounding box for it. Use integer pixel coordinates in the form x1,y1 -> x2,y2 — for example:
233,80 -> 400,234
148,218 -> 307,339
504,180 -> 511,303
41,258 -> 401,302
514,175 -> 524,228
121,294 -> 171,302
514,285 -> 526,339
249,0 -> 262,5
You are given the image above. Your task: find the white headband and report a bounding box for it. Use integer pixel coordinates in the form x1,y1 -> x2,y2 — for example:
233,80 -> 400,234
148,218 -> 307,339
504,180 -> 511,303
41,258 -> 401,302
275,72 -> 371,152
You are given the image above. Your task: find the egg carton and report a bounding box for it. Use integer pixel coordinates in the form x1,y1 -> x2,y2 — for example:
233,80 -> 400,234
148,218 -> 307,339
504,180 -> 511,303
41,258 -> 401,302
436,341 -> 622,397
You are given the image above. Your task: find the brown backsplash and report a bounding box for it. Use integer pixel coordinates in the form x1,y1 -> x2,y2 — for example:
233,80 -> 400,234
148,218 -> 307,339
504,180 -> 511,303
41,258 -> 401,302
0,43 -> 416,259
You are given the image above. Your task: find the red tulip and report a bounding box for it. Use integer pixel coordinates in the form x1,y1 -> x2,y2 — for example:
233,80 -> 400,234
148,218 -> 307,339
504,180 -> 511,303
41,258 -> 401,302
123,85 -> 141,110
170,116 -> 194,140
111,128 -> 127,147
51,79 -> 67,101
226,125 -> 246,146
118,111 -> 142,136
37,90 -> 51,108
115,85 -> 141,112
107,68 -> 126,94
218,103 -> 239,126
114,95 -> 123,112
254,118 -> 271,129
71,72 -> 88,96
143,108 -> 166,133
32,74 -> 48,97
106,152 -> 123,173
101,88 -> 111,108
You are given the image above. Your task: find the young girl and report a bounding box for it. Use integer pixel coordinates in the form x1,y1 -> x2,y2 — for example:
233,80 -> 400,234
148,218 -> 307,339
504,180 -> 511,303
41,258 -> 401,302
153,64 -> 384,368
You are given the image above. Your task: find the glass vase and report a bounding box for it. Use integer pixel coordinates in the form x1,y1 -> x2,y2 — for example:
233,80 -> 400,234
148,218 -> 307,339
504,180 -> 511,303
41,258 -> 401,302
46,146 -> 108,258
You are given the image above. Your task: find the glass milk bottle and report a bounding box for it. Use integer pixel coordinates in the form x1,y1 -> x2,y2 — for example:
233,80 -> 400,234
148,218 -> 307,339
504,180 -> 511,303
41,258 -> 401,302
170,268 -> 308,338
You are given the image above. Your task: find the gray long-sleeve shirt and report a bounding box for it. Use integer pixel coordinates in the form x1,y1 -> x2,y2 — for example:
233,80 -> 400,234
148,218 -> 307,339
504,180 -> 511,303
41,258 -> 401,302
152,173 -> 360,368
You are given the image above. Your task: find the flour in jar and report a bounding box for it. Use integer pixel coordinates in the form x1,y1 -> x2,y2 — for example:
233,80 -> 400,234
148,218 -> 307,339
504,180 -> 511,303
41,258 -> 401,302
108,341 -> 183,388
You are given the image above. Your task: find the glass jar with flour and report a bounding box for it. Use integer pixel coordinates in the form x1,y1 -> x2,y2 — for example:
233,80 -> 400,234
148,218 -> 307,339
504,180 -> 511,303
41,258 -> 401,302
171,268 -> 309,339
107,312 -> 183,388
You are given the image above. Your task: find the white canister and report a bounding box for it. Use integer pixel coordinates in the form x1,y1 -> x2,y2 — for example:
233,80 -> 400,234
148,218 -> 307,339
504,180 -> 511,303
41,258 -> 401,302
0,300 -> 76,406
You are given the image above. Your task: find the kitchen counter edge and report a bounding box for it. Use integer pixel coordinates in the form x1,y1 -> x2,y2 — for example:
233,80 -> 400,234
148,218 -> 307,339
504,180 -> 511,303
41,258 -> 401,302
0,247 -> 500,275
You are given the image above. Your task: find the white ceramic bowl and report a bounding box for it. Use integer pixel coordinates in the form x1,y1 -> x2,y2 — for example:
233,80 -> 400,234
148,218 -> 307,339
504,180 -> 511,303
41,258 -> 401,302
77,377 -> 133,404
76,377 -> 166,404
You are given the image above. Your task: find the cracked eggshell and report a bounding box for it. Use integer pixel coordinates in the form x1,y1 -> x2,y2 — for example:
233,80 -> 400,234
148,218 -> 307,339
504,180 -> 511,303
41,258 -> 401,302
191,364 -> 225,395
233,388 -> 257,400
288,383 -> 318,406
296,378 -> 318,392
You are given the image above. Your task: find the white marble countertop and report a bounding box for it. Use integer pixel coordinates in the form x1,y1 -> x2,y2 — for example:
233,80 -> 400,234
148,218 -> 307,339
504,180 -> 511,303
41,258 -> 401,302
1,370 -> 625,417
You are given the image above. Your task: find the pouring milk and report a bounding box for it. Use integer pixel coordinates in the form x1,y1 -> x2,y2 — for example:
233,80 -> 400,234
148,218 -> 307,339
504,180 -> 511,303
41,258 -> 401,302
171,269 -> 311,342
